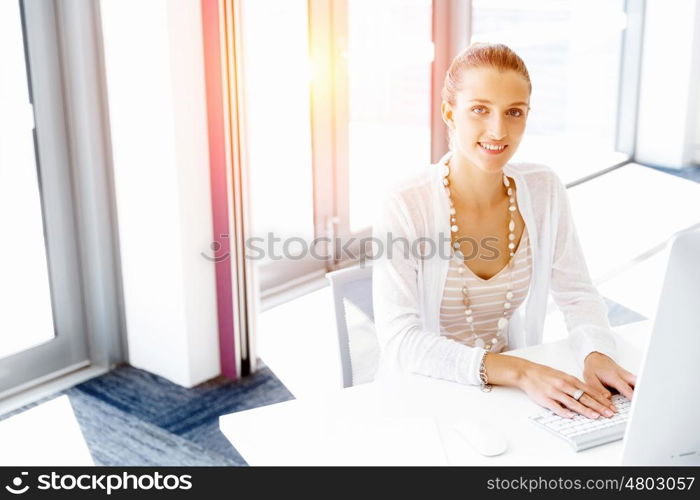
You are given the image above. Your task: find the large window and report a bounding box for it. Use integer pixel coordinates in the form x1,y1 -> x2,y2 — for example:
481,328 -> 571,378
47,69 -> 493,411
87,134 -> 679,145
346,0 -> 433,235
1,0 -> 121,400
0,0 -> 54,359
240,0 -> 319,299
0,0 -> 91,398
242,0 -> 433,299
472,0 -> 630,184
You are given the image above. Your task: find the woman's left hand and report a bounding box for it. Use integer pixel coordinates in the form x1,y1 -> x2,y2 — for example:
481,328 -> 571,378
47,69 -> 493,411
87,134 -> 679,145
582,352 -> 636,408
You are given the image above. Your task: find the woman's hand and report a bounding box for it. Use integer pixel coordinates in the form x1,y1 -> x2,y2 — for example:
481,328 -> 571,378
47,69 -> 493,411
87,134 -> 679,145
582,351 -> 636,402
516,360 -> 617,419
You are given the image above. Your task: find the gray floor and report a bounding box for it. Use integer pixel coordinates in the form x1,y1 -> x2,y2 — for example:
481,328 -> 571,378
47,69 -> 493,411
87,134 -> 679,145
0,361 -> 293,466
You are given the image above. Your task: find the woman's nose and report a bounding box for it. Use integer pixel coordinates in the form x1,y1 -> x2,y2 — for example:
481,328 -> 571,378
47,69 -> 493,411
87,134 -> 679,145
487,116 -> 507,140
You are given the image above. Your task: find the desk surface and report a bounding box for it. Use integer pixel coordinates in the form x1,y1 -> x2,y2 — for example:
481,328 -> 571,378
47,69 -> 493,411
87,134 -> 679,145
219,321 -> 651,466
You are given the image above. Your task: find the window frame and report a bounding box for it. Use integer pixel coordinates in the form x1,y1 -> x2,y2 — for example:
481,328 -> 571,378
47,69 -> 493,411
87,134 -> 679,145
0,0 -> 126,403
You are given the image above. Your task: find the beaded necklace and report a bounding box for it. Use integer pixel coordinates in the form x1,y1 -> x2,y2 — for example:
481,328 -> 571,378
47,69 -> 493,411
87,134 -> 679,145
441,158 -> 517,350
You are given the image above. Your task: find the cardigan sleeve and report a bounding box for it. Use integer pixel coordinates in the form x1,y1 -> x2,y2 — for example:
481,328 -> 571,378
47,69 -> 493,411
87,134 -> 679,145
549,173 -> 617,367
371,191 -> 487,386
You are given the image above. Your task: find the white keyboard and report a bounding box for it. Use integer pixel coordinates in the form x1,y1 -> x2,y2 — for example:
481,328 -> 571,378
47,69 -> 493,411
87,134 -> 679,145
528,394 -> 631,452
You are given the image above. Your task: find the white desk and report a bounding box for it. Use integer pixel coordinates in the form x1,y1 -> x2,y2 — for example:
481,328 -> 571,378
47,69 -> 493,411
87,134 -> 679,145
220,321 -> 651,466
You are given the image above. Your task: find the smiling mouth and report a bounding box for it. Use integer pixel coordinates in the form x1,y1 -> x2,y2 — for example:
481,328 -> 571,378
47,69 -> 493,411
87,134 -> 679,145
478,142 -> 508,153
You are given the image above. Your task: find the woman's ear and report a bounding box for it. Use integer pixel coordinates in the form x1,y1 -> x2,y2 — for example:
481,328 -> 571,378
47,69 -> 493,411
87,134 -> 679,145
441,101 -> 454,129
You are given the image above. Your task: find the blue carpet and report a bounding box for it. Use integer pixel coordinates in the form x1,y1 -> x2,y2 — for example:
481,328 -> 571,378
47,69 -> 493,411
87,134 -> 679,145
644,163 -> 700,183
0,362 -> 294,466
603,296 -> 647,326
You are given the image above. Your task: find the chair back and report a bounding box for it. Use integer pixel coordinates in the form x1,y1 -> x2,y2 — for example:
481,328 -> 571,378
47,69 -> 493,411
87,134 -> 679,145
326,264 -> 377,388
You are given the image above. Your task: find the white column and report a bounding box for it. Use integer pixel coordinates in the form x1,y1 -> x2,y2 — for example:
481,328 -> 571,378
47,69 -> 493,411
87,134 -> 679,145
635,0 -> 700,168
100,0 -> 220,387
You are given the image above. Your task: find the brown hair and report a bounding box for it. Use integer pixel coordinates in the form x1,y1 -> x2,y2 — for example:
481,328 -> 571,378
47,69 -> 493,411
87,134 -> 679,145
442,42 -> 531,150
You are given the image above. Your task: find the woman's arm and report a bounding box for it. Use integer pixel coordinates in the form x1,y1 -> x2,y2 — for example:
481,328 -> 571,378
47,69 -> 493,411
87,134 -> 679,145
485,170 -> 626,419
549,173 -> 617,364
372,192 -> 486,385
548,172 -> 635,401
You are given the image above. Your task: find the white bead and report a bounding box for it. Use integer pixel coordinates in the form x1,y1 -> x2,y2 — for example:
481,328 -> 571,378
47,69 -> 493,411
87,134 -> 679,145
458,267 -> 464,274
508,205 -> 516,212
498,317 -> 508,330
508,242 -> 516,249
451,225 -> 459,232
507,188 -> 513,196
509,252 -> 514,257
450,207 -> 456,215
442,164 -> 450,176
503,176 -> 510,187
509,233 -> 515,241
451,217 -> 456,222
461,286 -> 469,295
491,337 -> 498,344
504,302 -> 511,309
465,308 -> 472,315
510,197 -> 515,203
475,338 -> 485,348
509,220 -> 515,231
466,316 -> 474,323
506,291 -> 514,300
453,242 -> 460,249
443,178 -> 449,186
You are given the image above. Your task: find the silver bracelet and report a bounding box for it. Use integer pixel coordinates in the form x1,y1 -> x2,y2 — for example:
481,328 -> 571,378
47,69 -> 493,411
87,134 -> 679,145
479,350 -> 493,392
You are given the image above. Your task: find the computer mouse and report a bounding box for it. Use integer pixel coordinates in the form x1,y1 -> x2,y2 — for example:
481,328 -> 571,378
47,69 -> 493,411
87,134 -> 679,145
452,420 -> 508,457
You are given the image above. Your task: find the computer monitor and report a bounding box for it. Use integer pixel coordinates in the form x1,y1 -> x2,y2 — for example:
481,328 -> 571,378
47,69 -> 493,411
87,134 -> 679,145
621,228 -> 700,465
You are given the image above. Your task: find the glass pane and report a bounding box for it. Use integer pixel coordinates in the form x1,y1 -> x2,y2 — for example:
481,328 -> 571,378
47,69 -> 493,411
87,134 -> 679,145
0,1 -> 55,359
472,0 -> 628,184
240,0 -> 315,268
347,0 -> 433,234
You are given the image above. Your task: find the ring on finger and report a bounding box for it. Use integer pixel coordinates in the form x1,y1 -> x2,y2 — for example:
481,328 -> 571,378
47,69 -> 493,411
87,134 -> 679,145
573,388 -> 584,401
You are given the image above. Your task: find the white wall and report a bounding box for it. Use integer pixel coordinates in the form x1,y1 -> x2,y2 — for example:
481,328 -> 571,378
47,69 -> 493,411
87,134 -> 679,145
694,36 -> 700,165
100,0 -> 220,387
682,0 -> 700,166
695,102 -> 700,164
635,0 -> 700,168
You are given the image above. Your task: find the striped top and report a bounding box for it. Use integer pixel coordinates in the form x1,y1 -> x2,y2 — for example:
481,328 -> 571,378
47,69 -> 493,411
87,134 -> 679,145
439,228 -> 532,352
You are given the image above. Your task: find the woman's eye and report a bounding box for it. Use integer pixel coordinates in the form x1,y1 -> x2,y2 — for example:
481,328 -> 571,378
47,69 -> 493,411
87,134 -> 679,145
471,107 -> 524,117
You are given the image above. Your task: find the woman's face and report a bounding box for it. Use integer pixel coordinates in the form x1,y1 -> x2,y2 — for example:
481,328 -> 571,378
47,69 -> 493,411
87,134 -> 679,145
442,67 -> 530,173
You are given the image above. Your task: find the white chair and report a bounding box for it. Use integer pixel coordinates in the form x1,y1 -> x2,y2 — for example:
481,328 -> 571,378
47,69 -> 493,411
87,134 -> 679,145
326,264 -> 379,388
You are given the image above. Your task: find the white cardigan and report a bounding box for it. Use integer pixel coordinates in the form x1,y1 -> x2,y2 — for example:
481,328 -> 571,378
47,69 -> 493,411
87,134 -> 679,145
371,151 -> 617,386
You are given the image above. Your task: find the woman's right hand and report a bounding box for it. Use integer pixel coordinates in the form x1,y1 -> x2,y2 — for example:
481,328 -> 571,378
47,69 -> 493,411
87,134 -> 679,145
516,360 -> 617,419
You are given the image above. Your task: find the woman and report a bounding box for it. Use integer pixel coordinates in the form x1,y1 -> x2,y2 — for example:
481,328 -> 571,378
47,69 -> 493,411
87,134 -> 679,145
371,42 -> 636,420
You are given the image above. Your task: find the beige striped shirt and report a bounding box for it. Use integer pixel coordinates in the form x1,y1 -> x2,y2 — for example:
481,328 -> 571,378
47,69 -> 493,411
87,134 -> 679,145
439,228 -> 532,352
